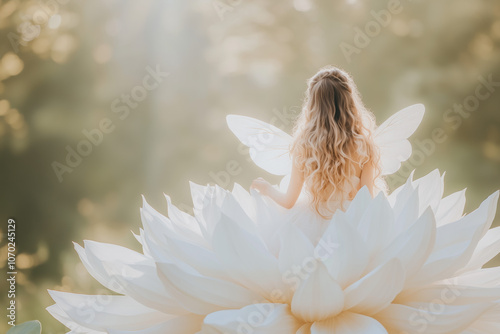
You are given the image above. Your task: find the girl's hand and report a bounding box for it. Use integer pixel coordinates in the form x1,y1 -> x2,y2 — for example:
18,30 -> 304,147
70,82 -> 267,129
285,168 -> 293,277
251,177 -> 272,196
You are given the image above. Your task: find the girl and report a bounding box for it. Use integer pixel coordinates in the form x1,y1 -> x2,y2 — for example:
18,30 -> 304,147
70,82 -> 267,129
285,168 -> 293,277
251,66 -> 381,218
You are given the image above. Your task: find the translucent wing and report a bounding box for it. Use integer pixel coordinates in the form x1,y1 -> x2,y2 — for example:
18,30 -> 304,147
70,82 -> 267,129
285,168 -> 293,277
375,104 -> 425,175
226,115 -> 292,176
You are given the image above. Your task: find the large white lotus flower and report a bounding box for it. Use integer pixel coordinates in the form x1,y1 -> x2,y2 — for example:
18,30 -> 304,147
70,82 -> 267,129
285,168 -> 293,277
48,170 -> 500,334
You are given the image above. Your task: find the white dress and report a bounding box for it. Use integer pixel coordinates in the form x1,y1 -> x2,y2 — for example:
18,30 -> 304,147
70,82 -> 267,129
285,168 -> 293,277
288,175 -> 361,244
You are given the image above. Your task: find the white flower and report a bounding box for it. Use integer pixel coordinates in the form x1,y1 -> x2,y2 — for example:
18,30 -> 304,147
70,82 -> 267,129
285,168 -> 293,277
48,170 -> 500,334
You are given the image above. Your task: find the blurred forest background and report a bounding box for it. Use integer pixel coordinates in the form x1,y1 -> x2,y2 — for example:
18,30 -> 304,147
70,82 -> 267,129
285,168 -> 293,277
0,0 -> 500,332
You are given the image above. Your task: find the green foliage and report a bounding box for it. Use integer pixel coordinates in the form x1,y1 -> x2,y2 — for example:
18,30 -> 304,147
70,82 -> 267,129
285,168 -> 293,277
7,321 -> 42,334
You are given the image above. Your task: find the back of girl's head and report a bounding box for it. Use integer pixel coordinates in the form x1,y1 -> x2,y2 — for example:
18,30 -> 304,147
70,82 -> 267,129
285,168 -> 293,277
291,66 -> 381,217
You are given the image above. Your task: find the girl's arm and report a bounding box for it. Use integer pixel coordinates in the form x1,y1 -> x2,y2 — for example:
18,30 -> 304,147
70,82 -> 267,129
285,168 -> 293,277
359,161 -> 376,196
251,162 -> 304,209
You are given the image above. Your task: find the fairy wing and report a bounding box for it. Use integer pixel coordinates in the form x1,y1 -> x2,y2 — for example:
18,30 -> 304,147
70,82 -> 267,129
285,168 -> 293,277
227,104 -> 424,177
375,104 -> 425,175
226,115 -> 292,176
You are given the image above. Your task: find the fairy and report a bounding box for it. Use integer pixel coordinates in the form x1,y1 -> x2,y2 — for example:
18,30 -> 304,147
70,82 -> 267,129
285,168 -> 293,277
228,66 -> 424,218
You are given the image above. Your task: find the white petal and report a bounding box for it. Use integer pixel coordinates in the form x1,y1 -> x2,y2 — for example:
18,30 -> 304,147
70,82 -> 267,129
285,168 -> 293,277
412,169 -> 444,214
392,185 -> 420,238
220,191 -> 259,234
189,181 -> 210,212
212,214 -> 286,302
374,303 -> 491,334
388,171 -> 416,215
201,304 -> 301,334
356,193 -> 395,256
343,258 -> 405,315
450,267 -> 500,288
47,291 -> 170,332
140,205 -> 223,281
164,194 -> 205,242
156,261 -> 265,315
46,304 -> 102,334
142,205 -> 226,279
396,284 -> 500,306
140,217 -> 177,263
406,240 -> 475,288
165,234 -> 225,278
231,183 -> 257,221
435,189 -> 466,226
467,304 -> 500,333
142,197 -> 205,246
76,240 -> 145,294
318,211 -> 369,288
75,241 -> 186,315
460,226 -> 500,273
278,224 -> 314,279
278,224 -> 319,302
253,189 -> 291,256
190,184 -> 227,239
311,312 -> 387,334
133,228 -> 153,259
291,262 -> 344,322
467,321 -> 500,334
344,187 -> 372,229
407,192 -> 499,287
473,191 -> 498,237
107,314 -> 204,334
370,208 -> 436,279
436,191 -> 498,249
296,324 -> 311,334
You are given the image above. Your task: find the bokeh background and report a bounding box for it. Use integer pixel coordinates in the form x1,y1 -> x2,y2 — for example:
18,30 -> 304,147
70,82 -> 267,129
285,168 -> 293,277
1,0 -> 500,332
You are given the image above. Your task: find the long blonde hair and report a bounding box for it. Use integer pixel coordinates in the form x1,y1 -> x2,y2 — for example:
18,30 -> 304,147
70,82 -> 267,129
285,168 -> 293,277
291,66 -> 380,217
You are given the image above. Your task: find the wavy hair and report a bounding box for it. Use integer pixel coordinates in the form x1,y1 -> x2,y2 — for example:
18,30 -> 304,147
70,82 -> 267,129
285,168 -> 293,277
291,66 -> 381,218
